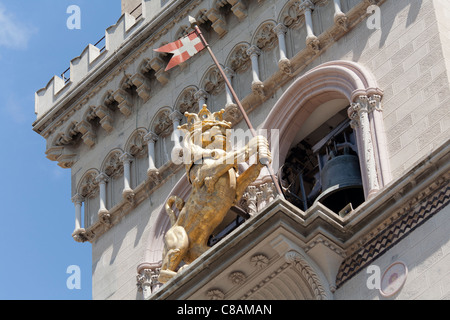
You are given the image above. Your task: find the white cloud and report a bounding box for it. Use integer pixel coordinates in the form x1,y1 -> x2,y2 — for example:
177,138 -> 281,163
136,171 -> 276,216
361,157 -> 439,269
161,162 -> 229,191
0,4 -> 36,49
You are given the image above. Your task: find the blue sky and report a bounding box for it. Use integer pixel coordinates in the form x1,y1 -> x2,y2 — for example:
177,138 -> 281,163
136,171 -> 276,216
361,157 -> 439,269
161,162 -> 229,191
0,0 -> 121,300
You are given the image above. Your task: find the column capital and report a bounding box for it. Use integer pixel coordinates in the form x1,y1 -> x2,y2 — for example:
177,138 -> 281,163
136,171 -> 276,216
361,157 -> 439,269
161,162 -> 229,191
119,152 -> 134,163
95,172 -> 109,184
299,0 -> 315,12
273,23 -> 288,35
194,89 -> 208,102
169,110 -> 184,122
144,131 -> 159,143
246,45 -> 261,57
71,194 -> 84,204
223,67 -> 235,78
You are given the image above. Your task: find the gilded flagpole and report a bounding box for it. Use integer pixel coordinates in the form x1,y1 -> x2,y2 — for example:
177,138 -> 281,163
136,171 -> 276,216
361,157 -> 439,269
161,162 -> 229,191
189,17 -> 284,197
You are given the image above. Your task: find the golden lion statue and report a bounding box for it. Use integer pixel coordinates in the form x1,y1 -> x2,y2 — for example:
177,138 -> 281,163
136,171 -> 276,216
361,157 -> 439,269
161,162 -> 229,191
158,105 -> 271,283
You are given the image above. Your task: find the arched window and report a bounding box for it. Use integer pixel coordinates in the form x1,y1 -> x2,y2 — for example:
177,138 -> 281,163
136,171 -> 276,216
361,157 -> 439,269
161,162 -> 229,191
126,128 -> 148,189
101,149 -> 124,210
150,108 -> 174,168
77,169 -> 100,229
262,60 -> 391,214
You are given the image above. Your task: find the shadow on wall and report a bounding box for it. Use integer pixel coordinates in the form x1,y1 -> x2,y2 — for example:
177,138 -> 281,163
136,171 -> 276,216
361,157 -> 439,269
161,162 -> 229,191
351,0 -> 423,61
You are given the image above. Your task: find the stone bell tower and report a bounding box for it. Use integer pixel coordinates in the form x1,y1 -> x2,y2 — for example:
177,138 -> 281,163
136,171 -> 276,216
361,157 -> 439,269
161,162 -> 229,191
33,0 -> 450,300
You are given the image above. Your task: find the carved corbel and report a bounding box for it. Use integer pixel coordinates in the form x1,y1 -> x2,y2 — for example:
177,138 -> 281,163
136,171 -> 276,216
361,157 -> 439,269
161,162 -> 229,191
76,120 -> 96,147
94,105 -> 114,133
227,0 -> 247,20
113,88 -> 133,116
46,145 -> 77,168
137,268 -> 162,299
72,228 -> 88,243
206,8 -> 227,37
150,57 -> 169,85
131,73 -> 151,102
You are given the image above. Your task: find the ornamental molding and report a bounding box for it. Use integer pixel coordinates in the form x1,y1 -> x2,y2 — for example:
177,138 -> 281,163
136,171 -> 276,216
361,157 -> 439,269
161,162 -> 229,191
285,250 -> 328,299
336,173 -> 450,288
253,22 -> 277,51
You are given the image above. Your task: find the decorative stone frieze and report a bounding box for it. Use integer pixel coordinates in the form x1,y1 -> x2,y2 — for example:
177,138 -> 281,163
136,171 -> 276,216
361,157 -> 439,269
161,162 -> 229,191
206,288 -> 225,300
228,43 -> 250,72
284,250 -> 328,299
228,271 -> 247,285
203,67 -> 225,95
254,23 -> 277,51
250,254 -> 269,269
176,87 -> 198,114
152,109 -> 172,137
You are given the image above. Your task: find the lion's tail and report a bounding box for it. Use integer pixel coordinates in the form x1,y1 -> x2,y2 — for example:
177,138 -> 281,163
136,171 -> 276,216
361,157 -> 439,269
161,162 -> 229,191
165,196 -> 185,226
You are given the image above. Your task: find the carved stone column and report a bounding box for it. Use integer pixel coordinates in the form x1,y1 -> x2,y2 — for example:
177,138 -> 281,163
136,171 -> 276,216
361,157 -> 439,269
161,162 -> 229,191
368,95 -> 391,186
120,152 -> 135,203
273,23 -> 292,75
300,0 -> 320,53
246,45 -> 264,96
144,131 -> 160,183
170,110 -> 184,163
348,96 -> 380,198
71,194 -> 85,236
223,67 -> 236,108
333,0 -> 348,30
194,89 -> 208,110
95,173 -> 111,224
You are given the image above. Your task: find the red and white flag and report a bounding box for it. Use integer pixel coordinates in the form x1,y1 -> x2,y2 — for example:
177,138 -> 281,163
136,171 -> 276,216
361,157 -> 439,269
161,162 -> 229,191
154,30 -> 205,71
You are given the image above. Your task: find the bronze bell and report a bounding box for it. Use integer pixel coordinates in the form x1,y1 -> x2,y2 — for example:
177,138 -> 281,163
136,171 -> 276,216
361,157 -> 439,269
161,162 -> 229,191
315,154 -> 364,214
